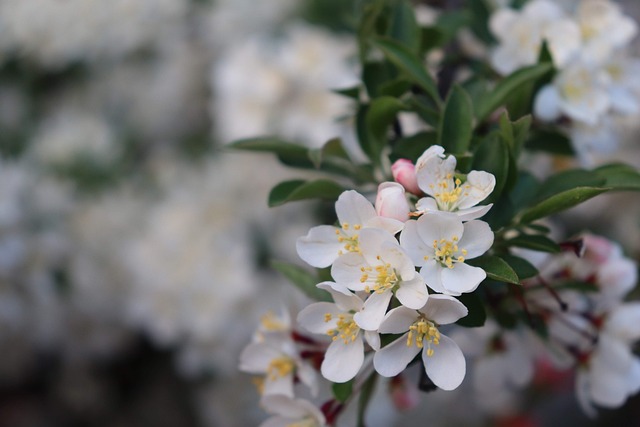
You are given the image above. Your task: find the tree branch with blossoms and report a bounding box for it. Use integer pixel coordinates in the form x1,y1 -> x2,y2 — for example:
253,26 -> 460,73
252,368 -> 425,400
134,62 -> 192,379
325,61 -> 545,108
232,0 -> 640,425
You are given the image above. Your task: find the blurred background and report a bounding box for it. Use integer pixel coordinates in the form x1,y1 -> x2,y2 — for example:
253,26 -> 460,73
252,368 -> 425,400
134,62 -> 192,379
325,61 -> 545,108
0,1 -> 639,426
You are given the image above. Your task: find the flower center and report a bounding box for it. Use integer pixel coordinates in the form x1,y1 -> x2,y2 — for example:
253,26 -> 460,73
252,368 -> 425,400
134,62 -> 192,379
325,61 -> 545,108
359,258 -> 399,294
260,311 -> 287,332
406,317 -> 440,357
266,356 -> 295,381
430,174 -> 471,211
429,237 -> 467,269
325,312 -> 359,344
336,222 -> 362,255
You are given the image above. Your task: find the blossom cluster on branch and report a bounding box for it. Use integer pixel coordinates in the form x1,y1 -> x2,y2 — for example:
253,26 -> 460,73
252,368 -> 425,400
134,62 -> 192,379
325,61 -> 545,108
234,0 -> 640,426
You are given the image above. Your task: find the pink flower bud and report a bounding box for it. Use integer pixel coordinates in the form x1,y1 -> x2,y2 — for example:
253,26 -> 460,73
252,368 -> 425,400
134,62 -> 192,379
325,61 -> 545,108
391,159 -> 421,195
375,182 -> 410,222
582,234 -> 617,265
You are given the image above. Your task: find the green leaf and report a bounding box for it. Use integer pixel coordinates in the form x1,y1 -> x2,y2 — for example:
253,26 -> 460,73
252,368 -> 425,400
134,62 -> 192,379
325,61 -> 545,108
229,137 -> 312,168
372,37 -> 441,106
408,94 -> 440,128
357,0 -> 387,62
270,261 -> 330,302
506,234 -> 560,253
308,138 -> 350,169
388,1 -> 420,53
333,85 -> 361,100
268,179 -> 345,207
391,131 -> 437,162
362,61 -> 396,98
533,169 -> 606,203
467,255 -> 520,284
595,163 -> 640,191
501,254 -> 539,279
364,96 -> 406,164
456,292 -> 487,327
518,186 -> 610,224
438,85 -> 474,155
472,133 -> 510,203
332,380 -> 354,402
476,63 -> 553,122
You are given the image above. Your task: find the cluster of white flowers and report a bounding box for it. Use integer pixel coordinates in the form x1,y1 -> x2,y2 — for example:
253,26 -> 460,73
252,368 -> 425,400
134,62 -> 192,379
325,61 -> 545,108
522,234 -> 640,416
241,145 -> 497,423
0,0 -> 188,67
212,23 -> 358,147
490,0 -> 640,163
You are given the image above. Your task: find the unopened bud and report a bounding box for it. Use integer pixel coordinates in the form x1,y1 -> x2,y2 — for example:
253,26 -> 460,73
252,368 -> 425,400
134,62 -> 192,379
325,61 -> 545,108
391,159 -> 421,195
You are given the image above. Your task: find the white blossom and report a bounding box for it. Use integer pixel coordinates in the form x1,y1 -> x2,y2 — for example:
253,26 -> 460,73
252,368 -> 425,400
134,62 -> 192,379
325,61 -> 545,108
331,228 -> 428,331
297,282 -> 380,383
297,190 -> 404,269
414,146 -> 495,221
373,295 -> 468,391
400,213 -> 493,296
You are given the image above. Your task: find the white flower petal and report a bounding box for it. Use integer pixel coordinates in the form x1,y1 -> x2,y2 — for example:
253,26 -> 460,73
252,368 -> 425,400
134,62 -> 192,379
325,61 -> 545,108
297,225 -> 344,268
440,262 -> 485,295
335,190 -> 377,228
239,343 -> 284,372
420,260 -> 446,294
419,294 -> 468,325
457,171 -> 496,210
454,204 -> 493,221
416,213 -> 464,247
365,330 -> 381,351
317,282 -> 363,312
374,334 -> 421,377
489,8 -> 518,39
264,372 -> 295,397
354,291 -> 393,331
365,215 -> 404,235
395,276 -> 429,310
459,220 -> 494,259
423,334 -> 466,391
297,302 -> 344,335
321,337 -> 364,383
379,306 -> 419,334
415,197 -> 438,215
606,303 -> 640,343
331,252 -> 368,291
534,85 -> 562,122
400,219 -> 433,266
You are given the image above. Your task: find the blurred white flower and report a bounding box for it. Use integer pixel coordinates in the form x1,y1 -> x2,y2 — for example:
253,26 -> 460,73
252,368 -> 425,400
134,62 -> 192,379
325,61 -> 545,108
212,23 -> 358,147
0,0 -> 188,66
489,0 -> 581,75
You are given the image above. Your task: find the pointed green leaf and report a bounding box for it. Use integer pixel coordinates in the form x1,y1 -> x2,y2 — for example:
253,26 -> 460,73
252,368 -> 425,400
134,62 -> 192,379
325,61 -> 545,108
229,137 -> 312,167
270,261 -> 331,302
438,85 -> 474,155
472,133 -> 510,203
476,63 -> 553,122
268,179 -> 345,207
364,96 -> 406,164
518,187 -> 610,224
389,1 -> 420,53
506,234 -> 560,253
501,254 -> 539,280
534,169 -> 606,203
372,37 -> 441,105
595,163 -> 640,191
467,255 -> 520,284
